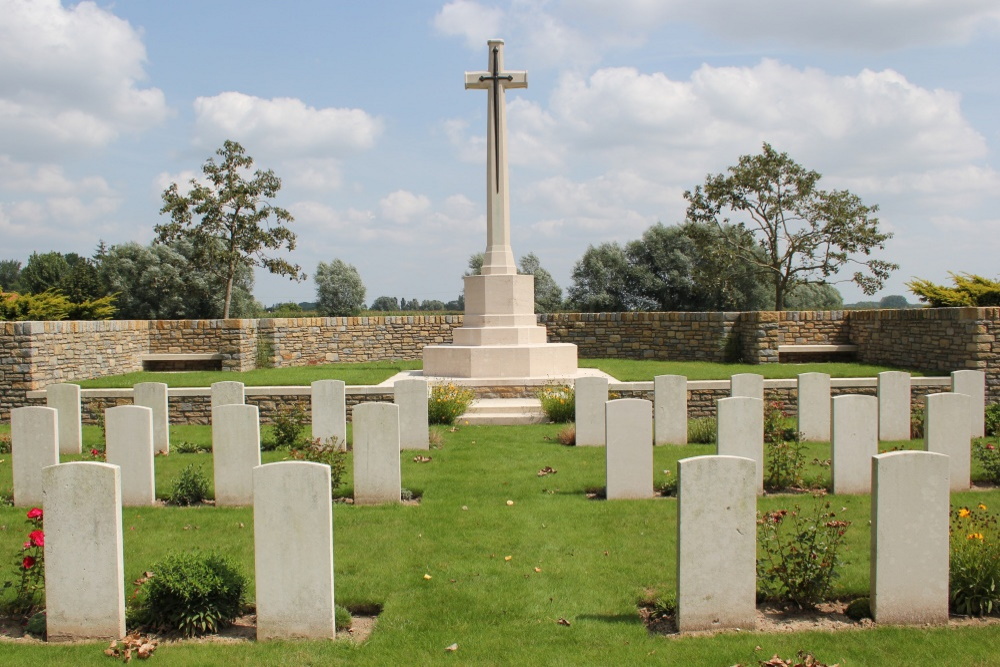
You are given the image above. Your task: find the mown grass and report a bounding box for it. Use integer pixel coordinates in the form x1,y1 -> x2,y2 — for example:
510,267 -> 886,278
1,423 -> 998,665
75,358 -> 922,389
76,360 -> 422,389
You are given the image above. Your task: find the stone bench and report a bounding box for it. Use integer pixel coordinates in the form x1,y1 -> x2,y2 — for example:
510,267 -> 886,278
141,353 -> 224,372
777,344 -> 858,362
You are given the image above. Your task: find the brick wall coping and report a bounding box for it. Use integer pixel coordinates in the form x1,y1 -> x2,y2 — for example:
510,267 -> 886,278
609,377 -> 952,392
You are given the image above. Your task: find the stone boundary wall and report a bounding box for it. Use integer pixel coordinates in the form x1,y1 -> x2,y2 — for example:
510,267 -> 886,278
3,307 -> 1000,420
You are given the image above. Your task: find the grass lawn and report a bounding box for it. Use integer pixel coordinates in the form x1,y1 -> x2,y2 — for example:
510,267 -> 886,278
75,359 -> 922,389
1,423 -> 998,665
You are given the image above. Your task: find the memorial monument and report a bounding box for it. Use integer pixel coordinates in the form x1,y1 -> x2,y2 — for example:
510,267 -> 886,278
422,39 -> 577,378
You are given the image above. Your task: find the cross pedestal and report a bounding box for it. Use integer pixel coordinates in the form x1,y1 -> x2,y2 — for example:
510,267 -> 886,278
422,39 -> 577,379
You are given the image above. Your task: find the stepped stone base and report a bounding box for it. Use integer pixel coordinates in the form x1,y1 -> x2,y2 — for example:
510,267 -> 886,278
459,398 -> 547,425
422,342 -> 577,379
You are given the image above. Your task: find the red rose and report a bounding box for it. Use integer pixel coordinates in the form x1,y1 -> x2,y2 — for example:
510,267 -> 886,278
91,448 -> 99,456
26,508 -> 42,520
29,530 -> 44,547
22,556 -> 36,570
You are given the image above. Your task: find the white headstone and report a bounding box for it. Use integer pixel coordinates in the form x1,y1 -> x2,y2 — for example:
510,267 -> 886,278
353,402 -> 401,505
46,383 -> 82,455
212,404 -> 262,506
797,373 -> 831,442
877,371 -> 911,441
394,378 -> 430,450
105,405 -> 156,506
730,373 -> 763,401
605,399 -> 653,499
43,462 -> 125,641
676,455 -> 756,633
575,376 -> 609,447
12,406 -> 58,507
871,450 -> 949,625
951,370 -> 986,439
254,461 -> 335,640
831,395 -> 878,495
924,392 -> 972,491
716,396 -> 764,493
134,382 -> 170,454
311,380 -> 347,449
654,375 -> 687,445
211,381 -> 245,408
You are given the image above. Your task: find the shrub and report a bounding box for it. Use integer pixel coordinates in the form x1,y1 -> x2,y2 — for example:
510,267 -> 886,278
763,400 -> 805,492
132,551 -> 247,636
1,507 -> 45,617
0,433 -> 10,454
986,403 -> 1000,437
687,417 -> 716,444
173,440 -> 208,454
335,605 -> 352,631
538,385 -> 574,423
910,406 -> 925,439
428,383 -> 476,425
757,501 -> 850,608
973,440 -> 1000,485
265,405 -> 308,451
167,465 -> 210,506
288,437 -> 348,494
950,503 -> 1000,616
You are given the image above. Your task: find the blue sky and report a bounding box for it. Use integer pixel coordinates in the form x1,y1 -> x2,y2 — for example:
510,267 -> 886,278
2,0 -> 998,307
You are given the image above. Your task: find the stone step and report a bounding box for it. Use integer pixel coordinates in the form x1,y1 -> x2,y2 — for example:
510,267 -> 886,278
457,398 -> 549,426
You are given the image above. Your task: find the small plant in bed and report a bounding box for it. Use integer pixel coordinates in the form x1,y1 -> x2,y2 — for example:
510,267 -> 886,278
950,502 -> 1000,616
428,383 -> 476,425
538,384 -> 574,423
167,465 -> 211,506
288,437 -> 348,495
264,405 -> 308,451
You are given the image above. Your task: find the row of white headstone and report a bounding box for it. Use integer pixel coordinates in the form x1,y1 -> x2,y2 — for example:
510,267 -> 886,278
39,459 -> 337,642
576,370 -> 986,448
676,450 -> 949,632
12,378 -> 434,507
595,372 -> 983,500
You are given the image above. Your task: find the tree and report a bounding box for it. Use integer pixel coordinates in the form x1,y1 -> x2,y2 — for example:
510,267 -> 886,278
684,142 -> 897,310
18,251 -> 70,294
518,253 -> 563,313
369,296 -> 400,311
878,294 -> 910,309
567,242 -> 636,312
0,259 -> 21,291
100,240 -> 256,319
907,273 -> 1000,307
315,259 -> 366,316
156,140 -> 304,318
782,282 -> 843,310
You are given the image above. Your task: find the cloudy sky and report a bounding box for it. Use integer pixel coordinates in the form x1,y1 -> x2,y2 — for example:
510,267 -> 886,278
1,0 -> 998,307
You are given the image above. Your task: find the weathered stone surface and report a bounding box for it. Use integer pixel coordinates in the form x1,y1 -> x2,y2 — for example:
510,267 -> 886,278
654,375 -> 687,445
311,380 -> 346,449
43,462 -> 125,641
394,378 -> 429,450
211,381 -> 245,407
254,461 -> 335,640
831,395 -> 878,495
677,455 -> 756,633
730,373 -> 763,401
11,406 -> 58,507
575,376 -> 609,447
212,404 -> 261,506
353,402 -> 401,505
797,373 -> 831,442
871,451 -> 949,625
716,396 -> 764,493
877,371 -> 911,441
605,399 -> 653,499
105,405 -> 156,506
924,392 -> 972,491
951,370 -> 986,439
46,383 -> 82,455
134,382 -> 169,454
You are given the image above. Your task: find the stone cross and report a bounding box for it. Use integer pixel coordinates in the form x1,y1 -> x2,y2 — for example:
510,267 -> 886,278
465,39 -> 527,276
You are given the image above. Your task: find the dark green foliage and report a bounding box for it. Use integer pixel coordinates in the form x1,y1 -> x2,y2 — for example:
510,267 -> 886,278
167,465 -> 210,506
783,283 -> 844,310
949,504 -> 1000,616
0,259 -> 21,292
18,251 -> 70,294
132,551 -> 247,636
428,384 -> 476,425
878,294 -> 910,309
369,296 -> 400,311
24,610 -> 46,638
288,438 -> 348,494
687,417 -> 716,444
315,258 -> 366,316
973,440 -> 1000,484
335,605 -> 352,631
518,252 -> 563,313
985,404 -> 1000,437
845,597 -> 872,621
266,405 -> 308,451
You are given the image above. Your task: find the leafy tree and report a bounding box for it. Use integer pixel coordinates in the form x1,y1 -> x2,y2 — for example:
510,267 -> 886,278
878,294 -> 910,309
908,273 -> 1000,307
517,253 -> 563,313
0,259 -> 21,291
19,251 -> 70,294
369,296 -> 400,311
684,142 -> 897,310
100,240 -> 256,319
782,282 -> 844,310
567,242 -> 636,312
465,252 -> 484,277
419,299 -> 446,311
156,140 -> 304,318
315,259 -> 366,316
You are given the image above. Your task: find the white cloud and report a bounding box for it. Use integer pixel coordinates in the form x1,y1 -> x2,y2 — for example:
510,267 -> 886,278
0,0 -> 168,159
0,157 -> 112,196
380,190 -> 432,224
281,159 -> 344,191
433,0 -> 505,49
192,92 -> 383,159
